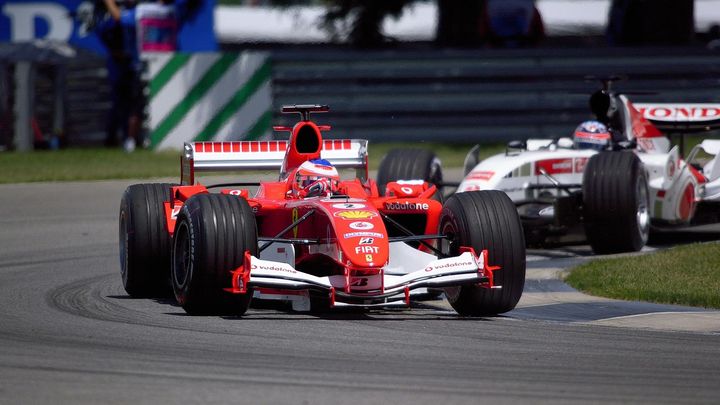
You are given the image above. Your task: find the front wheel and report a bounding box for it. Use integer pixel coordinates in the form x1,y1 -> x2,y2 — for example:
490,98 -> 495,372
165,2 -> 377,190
172,194 -> 257,315
583,152 -> 649,254
119,183 -> 175,297
440,191 -> 526,316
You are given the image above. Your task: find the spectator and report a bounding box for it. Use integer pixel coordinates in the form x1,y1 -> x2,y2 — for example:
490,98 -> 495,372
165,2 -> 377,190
101,0 -> 196,152
94,6 -> 134,148
484,0 -> 544,48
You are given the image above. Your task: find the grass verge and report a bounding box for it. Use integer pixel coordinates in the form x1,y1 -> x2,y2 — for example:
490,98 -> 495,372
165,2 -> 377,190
0,142 -> 504,184
565,242 -> 720,309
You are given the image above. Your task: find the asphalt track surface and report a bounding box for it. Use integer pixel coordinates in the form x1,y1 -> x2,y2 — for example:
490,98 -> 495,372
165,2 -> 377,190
1,175 -> 720,404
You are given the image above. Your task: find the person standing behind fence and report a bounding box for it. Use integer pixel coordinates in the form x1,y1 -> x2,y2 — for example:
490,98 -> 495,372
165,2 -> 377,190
102,0 -> 195,152
484,0 -> 544,48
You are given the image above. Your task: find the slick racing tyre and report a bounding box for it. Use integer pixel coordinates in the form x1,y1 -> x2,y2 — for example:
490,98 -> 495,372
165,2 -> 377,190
377,149 -> 443,198
440,191 -> 526,316
172,194 -> 257,315
119,183 -> 175,297
583,151 -> 650,254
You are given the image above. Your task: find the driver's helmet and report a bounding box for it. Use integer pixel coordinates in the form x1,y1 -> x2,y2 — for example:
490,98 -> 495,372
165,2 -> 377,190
573,120 -> 611,150
293,159 -> 340,198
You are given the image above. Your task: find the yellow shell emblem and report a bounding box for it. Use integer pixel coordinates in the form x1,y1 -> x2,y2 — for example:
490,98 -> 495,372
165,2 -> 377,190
334,210 -> 376,220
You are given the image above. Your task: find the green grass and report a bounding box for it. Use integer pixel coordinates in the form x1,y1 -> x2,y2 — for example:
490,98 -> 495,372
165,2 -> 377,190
0,148 -> 180,183
0,142 -> 504,184
565,242 -> 720,309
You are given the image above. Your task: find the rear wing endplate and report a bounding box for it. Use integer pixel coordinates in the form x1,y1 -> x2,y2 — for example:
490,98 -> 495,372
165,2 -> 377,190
181,140 -> 368,185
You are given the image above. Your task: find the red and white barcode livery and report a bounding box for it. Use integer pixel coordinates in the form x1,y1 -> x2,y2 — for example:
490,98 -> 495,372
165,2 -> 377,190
119,105 -> 526,316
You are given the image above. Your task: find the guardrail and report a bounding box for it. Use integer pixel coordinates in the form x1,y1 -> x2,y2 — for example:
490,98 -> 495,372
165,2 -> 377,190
271,46 -> 720,143
2,44 -> 719,149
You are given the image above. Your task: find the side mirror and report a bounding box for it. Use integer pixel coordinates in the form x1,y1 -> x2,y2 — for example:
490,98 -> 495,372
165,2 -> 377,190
557,137 -> 574,149
463,144 -> 481,176
506,140 -> 526,155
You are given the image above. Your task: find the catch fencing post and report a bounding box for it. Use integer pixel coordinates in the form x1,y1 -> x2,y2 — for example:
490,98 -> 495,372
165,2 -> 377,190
13,61 -> 34,151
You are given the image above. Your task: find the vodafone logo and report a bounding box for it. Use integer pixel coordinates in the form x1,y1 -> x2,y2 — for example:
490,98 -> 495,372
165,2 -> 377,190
384,201 -> 430,211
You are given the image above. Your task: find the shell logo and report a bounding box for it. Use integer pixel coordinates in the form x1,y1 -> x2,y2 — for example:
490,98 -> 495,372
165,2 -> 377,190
334,210 -> 377,220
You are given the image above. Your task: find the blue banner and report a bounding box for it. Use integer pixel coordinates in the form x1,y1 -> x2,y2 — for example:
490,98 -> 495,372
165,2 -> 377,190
0,0 -> 217,54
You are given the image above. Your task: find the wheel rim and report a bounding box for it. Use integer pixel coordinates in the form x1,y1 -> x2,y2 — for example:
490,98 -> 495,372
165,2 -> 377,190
172,221 -> 192,288
636,180 -> 650,244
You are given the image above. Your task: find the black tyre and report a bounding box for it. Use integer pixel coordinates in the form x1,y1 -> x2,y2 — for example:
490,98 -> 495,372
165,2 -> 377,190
119,183 -> 175,297
171,194 -> 257,315
376,149 -> 443,196
440,191 -> 526,316
583,152 -> 649,254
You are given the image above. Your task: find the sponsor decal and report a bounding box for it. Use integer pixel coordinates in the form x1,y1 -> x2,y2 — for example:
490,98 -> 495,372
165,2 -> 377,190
384,201 -> 430,211
574,157 -> 589,173
636,104 -> 720,122
343,232 -> 384,239
349,221 -> 374,230
334,210 -> 377,220
535,158 -> 573,175
332,203 -> 366,209
349,277 -> 368,287
359,237 -> 374,244
401,186 -> 414,194
355,246 -> 379,254
291,208 -> 299,238
171,205 -> 182,220
466,171 -> 494,181
396,180 -> 425,185
424,261 -> 474,272
461,184 -> 482,192
228,189 -> 243,196
252,264 -> 297,274
365,254 -> 373,262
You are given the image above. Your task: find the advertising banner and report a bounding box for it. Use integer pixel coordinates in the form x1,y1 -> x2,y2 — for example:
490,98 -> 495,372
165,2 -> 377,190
0,0 -> 217,54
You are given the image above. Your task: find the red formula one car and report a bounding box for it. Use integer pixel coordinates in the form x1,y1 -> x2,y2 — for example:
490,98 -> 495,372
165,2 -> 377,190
119,105 -> 526,316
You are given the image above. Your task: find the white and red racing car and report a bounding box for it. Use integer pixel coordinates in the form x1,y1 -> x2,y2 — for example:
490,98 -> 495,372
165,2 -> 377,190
380,81 -> 720,254
119,105 -> 526,316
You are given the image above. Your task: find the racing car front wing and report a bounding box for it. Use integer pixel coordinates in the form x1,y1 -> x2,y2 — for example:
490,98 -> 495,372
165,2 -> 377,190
225,249 -> 500,309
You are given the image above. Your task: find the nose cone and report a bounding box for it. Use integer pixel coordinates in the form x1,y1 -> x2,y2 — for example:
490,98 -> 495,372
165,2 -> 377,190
324,202 -> 389,268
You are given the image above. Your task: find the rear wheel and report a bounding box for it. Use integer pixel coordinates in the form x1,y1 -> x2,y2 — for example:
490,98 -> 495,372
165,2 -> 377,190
440,191 -> 526,316
171,194 -> 257,315
583,152 -> 649,254
119,183 -> 175,297
377,149 -> 443,197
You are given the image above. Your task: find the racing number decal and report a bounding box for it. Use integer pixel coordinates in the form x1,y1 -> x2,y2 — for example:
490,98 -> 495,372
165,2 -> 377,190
291,208 -> 299,238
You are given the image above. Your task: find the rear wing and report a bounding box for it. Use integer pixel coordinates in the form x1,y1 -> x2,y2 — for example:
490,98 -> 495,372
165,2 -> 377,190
634,103 -> 720,132
181,140 -> 368,185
